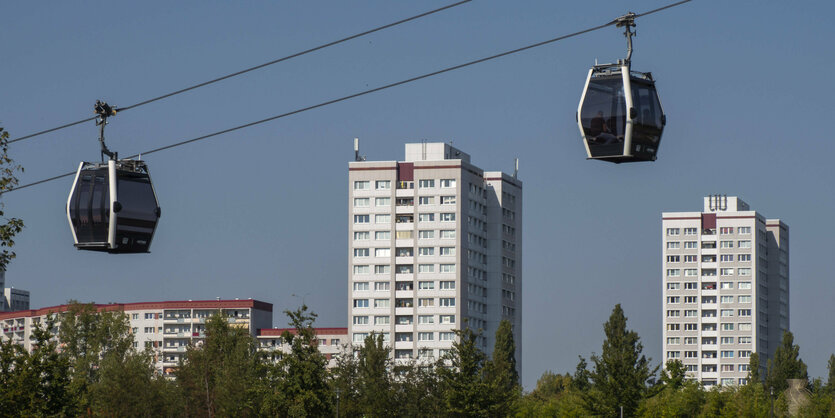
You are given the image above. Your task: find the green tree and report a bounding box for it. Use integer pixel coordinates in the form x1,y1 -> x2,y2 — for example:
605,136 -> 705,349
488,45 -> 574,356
826,354 -> 835,394
91,349 -> 177,416
262,305 -> 332,417
0,318 -> 72,415
637,361 -> 703,417
0,126 -> 24,271
393,360 -> 443,417
484,319 -> 521,416
176,311 -> 265,417
765,331 -> 808,392
328,344 -> 361,418
357,333 -> 395,415
58,301 -> 133,415
586,304 -> 658,417
748,352 -> 762,384
437,327 -> 496,416
571,356 -> 591,392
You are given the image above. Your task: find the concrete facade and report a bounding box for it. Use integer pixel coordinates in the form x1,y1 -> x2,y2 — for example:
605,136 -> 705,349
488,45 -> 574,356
662,196 -> 789,387
348,143 -> 522,368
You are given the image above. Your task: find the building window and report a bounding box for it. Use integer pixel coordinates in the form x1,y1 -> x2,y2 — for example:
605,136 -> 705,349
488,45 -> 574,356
353,299 -> 369,308
666,310 -> 680,318
354,198 -> 370,207
667,255 -> 680,263
739,337 -> 752,344
374,248 -> 390,258
353,333 -> 368,343
353,282 -> 369,291
376,197 -> 391,206
738,295 -> 752,303
374,299 -> 390,308
419,247 -> 434,256
667,269 -> 681,277
720,268 -> 733,276
418,332 -> 434,341
440,179 -> 456,188
439,298 -> 455,307
738,323 -> 752,331
440,230 -> 456,239
440,213 -> 456,222
720,254 -> 734,262
376,180 -> 391,190
418,315 -> 434,324
667,296 -> 680,304
738,254 -> 751,262
738,309 -> 751,317
720,296 -> 733,303
738,282 -> 752,290
684,241 -> 698,249
418,281 -> 435,290
720,227 -> 734,235
684,310 -> 698,317
683,255 -> 697,263
667,351 -> 681,359
374,265 -> 390,274
374,282 -> 390,291
418,298 -> 434,307
738,240 -> 752,248
738,227 -> 751,234
720,309 -> 734,317
720,282 -> 733,289
684,324 -> 698,331
419,179 -> 435,188
684,282 -> 698,289
667,283 -> 681,290
721,323 -> 734,331
684,296 -> 697,303
738,351 -> 751,358
720,240 -> 733,248
666,324 -> 680,331
354,215 -> 369,224
418,213 -> 435,222
354,248 -> 369,257
419,230 -> 434,239
738,268 -> 751,276
439,332 -> 455,341
440,264 -> 456,273
375,316 -> 390,325
666,337 -> 680,345
666,228 -> 680,236
375,214 -> 391,224
418,264 -> 435,273
667,241 -> 680,249
440,247 -> 456,256
684,337 -> 697,345
354,231 -> 370,240
354,181 -> 370,190
684,228 -> 698,235
440,315 -> 455,324
419,196 -> 435,205
440,281 -> 455,290
353,265 -> 370,274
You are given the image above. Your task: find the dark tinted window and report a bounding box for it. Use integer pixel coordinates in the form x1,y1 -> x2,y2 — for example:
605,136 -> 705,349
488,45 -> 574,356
117,176 -> 157,223
581,76 -> 626,157
630,81 -> 664,151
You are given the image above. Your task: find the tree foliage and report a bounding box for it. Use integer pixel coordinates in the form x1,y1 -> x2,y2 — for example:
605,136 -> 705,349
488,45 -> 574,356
262,305 -> 332,417
585,304 -> 658,417
0,126 -> 24,271
176,311 -> 265,417
765,331 -> 808,392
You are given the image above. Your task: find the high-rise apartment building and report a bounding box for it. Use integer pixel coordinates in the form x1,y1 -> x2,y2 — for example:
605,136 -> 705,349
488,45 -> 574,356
348,142 -> 522,366
662,196 -> 789,387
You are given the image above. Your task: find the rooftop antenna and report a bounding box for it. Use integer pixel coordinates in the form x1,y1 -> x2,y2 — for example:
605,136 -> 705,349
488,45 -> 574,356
354,138 -> 366,162
513,158 -> 519,179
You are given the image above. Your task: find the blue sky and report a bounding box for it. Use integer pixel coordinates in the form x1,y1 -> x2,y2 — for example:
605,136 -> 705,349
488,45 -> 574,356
1,1 -> 833,388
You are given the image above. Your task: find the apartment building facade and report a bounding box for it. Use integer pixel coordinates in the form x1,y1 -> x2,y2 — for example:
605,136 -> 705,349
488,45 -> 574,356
348,142 -> 522,366
662,196 -> 789,387
0,299 -> 273,375
258,327 -> 348,368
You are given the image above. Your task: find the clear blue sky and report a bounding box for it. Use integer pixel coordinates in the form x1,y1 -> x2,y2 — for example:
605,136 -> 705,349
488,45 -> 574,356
1,1 -> 833,389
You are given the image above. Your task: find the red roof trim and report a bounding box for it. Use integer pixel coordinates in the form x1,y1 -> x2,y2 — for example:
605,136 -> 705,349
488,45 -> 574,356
258,327 -> 348,337
414,165 -> 461,170
716,215 -> 756,219
0,299 -> 272,320
662,216 -> 701,221
348,166 -> 395,171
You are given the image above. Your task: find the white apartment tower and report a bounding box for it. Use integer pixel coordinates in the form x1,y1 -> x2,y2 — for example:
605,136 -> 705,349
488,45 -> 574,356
662,196 -> 789,387
348,142 -> 522,366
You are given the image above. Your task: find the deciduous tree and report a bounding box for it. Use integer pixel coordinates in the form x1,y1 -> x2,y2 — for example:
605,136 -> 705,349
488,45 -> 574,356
765,331 -> 808,392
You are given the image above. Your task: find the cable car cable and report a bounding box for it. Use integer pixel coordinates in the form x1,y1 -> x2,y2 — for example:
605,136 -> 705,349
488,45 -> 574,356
6,0 -> 472,145
3,0 -> 692,195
